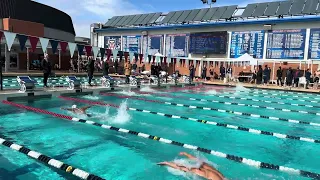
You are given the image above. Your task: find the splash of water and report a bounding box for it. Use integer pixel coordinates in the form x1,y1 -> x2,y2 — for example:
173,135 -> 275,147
117,90 -> 137,96
110,99 -> 131,124
204,90 -> 217,95
235,84 -> 249,92
140,86 -> 156,92
82,95 -> 100,100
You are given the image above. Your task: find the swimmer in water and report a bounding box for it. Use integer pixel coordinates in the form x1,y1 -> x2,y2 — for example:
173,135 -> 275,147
61,105 -> 93,117
157,152 -> 224,180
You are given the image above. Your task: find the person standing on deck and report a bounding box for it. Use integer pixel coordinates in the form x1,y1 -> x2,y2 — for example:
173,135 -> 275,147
87,57 -> 95,86
293,67 -> 302,87
114,59 -> 119,74
124,60 -> 131,84
202,65 -> 207,81
219,65 -> 225,80
189,64 -> 195,83
263,65 -> 269,85
306,69 -> 311,88
102,58 -> 109,76
41,53 -> 51,88
286,67 -> 293,86
256,65 -> 263,84
277,67 -> 283,86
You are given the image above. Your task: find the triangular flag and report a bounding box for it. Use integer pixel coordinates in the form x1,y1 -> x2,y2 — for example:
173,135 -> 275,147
68,42 -> 77,57
50,40 -> 59,54
156,56 -> 160,64
77,44 -> 84,55
85,45 -> 92,56
92,47 -> 99,59
193,60 -> 196,66
60,41 -> 68,53
139,54 -> 143,63
176,58 -> 180,67
129,52 -> 134,62
100,48 -> 106,59
17,34 -> 28,51
186,59 -> 189,67
39,38 -> 49,53
29,36 -> 39,52
112,49 -> 118,62
4,32 -> 16,51
134,53 -> 139,62
124,52 -> 129,61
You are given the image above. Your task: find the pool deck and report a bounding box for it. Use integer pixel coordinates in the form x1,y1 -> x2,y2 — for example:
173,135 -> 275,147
0,83 -> 202,101
203,81 -> 320,94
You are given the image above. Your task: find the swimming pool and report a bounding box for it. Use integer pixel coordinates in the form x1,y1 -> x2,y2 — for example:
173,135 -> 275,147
1,85 -> 320,179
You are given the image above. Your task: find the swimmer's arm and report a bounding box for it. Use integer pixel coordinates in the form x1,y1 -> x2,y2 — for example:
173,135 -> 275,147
179,152 -> 196,160
80,105 -> 93,111
61,108 -> 72,111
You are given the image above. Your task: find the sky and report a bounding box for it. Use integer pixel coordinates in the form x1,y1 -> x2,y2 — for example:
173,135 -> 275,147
35,0 -> 278,38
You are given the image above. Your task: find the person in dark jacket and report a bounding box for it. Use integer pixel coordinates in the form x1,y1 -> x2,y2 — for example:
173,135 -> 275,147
189,64 -> 195,83
219,65 -> 225,80
132,61 -> 138,73
87,57 -> 95,86
102,59 -> 109,76
41,53 -> 51,88
256,65 -> 263,84
305,69 -> 311,88
286,67 -> 293,86
114,59 -> 118,74
202,65 -> 207,80
276,67 -> 283,86
293,67 -> 301,87
263,65 -> 269,85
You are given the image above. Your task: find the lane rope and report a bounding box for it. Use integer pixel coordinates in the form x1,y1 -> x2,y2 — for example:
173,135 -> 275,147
58,96 -> 320,145
255,89 -> 320,97
100,93 -> 320,128
0,137 -> 104,180
2,100 -> 319,179
133,91 -> 320,116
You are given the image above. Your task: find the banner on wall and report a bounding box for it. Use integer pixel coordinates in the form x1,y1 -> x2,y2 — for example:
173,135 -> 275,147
123,35 -> 141,53
230,31 -> 264,59
104,36 -> 121,50
308,28 -> 320,59
266,29 -> 306,59
142,35 -> 164,55
189,32 -> 227,54
165,34 -> 188,57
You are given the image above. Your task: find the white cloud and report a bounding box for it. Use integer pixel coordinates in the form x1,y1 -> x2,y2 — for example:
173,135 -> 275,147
35,0 -> 146,38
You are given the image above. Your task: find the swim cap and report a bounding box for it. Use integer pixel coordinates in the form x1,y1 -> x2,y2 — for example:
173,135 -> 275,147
72,105 -> 77,109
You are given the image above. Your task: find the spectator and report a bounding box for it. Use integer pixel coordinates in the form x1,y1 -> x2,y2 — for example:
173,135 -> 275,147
189,64 -> 195,83
202,65 -> 207,81
41,53 -> 51,88
256,65 -> 263,84
305,69 -> 311,88
276,67 -> 283,86
226,66 -> 232,81
263,65 -> 269,85
132,61 -> 138,73
293,67 -> 302,87
102,58 -> 109,76
87,57 -> 95,86
267,67 -> 271,84
219,65 -> 225,80
286,67 -> 293,86
124,60 -> 131,84
209,65 -> 214,81
141,63 -> 146,72
114,59 -> 119,74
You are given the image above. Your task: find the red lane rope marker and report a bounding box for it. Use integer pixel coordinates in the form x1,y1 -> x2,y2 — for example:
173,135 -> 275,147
58,96 -> 120,108
101,93 -> 164,103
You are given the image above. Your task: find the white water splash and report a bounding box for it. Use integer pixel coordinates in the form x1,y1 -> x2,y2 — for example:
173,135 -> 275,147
110,99 -> 131,124
140,86 -> 156,92
205,90 -> 218,95
117,90 -> 137,96
235,84 -> 249,92
83,95 -> 100,100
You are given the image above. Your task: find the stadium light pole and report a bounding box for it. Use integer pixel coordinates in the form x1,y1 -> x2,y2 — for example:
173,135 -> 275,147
201,0 -> 216,8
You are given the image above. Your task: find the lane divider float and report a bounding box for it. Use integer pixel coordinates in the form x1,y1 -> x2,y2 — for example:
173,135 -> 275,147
133,91 -> 320,116
100,93 -> 320,128
0,137 -> 104,180
2,100 -> 319,179
58,96 -> 320,144
255,89 -> 320,97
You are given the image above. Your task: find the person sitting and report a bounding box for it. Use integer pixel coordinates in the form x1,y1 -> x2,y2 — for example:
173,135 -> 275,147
158,152 -> 224,180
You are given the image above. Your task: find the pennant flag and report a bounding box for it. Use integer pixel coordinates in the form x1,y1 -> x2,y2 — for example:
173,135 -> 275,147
106,49 -> 111,61
100,48 -> 106,59
155,56 -> 160,63
50,40 -> 59,54
77,44 -> 84,55
160,56 -> 164,63
4,32 -> 17,51
17,34 -> 28,51
193,60 -> 196,66
60,41 -> 68,53
29,36 -> 39,52
92,47 -> 99,59
85,45 -> 92,56
118,51 -> 123,61
168,57 -> 172,64
176,58 -> 180,67
186,59 -> 189,67
39,37 -> 49,53
68,42 -> 77,57
112,49 -> 118,62
148,55 -> 152,63
134,53 -> 139,62
129,52 -> 134,62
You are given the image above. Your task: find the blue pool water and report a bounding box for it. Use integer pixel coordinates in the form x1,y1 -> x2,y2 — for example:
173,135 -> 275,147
0,85 -> 320,179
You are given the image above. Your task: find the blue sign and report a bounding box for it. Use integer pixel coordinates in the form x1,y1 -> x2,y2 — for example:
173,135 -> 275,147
165,34 -> 188,57
230,31 -> 265,59
308,28 -> 320,59
104,36 -> 121,50
266,29 -> 306,59
142,35 -> 164,55
123,35 -> 141,53
189,32 -> 227,54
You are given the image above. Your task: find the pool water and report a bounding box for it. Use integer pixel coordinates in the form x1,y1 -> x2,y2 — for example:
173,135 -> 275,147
1,85 -> 320,179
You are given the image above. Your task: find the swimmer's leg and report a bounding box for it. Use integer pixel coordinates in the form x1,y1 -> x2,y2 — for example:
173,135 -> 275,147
157,162 -> 189,172
200,162 -> 224,179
